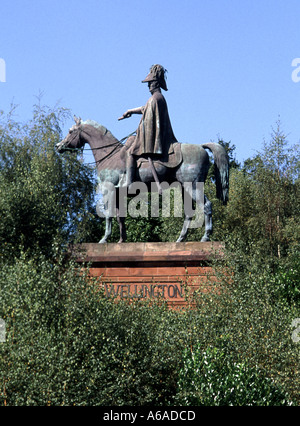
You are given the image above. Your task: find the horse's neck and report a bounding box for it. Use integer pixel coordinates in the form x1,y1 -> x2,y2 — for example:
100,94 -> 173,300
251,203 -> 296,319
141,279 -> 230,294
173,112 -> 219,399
82,125 -> 121,165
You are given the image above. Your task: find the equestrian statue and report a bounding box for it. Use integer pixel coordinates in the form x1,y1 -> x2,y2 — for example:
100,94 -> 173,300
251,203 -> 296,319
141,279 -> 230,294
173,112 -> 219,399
56,65 -> 229,243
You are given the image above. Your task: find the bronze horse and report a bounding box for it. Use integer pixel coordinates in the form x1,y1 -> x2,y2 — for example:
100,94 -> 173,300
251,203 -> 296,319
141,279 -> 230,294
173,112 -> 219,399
56,117 -> 229,243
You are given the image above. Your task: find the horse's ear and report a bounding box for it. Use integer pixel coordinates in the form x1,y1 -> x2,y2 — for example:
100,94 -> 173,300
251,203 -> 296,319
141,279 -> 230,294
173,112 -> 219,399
74,115 -> 82,125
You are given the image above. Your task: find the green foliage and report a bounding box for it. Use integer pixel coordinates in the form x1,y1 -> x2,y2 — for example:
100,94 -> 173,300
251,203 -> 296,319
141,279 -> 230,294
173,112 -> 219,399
271,248 -> 300,304
0,103 -> 102,259
0,254 -> 191,406
211,122 -> 300,262
0,249 -> 298,406
0,108 -> 299,406
208,244 -> 300,404
176,345 -> 291,406
108,193 -> 162,243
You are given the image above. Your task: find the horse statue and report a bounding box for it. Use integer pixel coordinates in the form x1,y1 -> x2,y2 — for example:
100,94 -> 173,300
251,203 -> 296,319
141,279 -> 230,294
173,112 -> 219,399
56,116 -> 229,243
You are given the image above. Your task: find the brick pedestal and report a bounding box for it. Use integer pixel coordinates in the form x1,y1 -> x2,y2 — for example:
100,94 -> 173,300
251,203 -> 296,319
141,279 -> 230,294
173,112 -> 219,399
72,242 -> 224,309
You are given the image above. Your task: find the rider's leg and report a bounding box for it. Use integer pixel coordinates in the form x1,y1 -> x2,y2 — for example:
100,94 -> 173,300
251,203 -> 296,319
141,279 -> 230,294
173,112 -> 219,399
126,152 -> 136,187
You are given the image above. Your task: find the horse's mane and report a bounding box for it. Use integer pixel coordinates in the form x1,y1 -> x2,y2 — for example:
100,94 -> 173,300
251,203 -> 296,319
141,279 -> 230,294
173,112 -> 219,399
82,120 -> 120,144
82,119 -> 107,133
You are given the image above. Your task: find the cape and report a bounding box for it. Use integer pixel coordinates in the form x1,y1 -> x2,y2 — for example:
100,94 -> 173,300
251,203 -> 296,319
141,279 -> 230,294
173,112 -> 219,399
129,90 -> 177,157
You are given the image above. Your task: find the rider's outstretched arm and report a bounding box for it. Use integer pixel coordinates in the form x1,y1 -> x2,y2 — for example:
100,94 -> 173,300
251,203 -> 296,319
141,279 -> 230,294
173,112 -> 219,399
118,106 -> 144,120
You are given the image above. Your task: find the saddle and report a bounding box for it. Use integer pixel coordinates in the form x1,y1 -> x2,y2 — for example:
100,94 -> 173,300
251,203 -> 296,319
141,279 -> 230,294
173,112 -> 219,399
136,142 -> 183,169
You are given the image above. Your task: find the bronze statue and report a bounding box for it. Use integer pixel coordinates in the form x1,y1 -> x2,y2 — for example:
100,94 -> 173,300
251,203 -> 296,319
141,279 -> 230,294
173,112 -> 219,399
56,120 -> 229,244
56,65 -> 229,243
118,65 -> 177,190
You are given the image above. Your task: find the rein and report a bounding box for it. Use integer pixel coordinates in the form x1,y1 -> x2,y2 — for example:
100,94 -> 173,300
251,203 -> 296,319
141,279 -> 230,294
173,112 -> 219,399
61,129 -> 136,167
84,130 -> 136,152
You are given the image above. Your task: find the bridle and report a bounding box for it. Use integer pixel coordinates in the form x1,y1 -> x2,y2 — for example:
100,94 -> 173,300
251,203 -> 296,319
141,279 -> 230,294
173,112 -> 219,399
59,124 -> 136,166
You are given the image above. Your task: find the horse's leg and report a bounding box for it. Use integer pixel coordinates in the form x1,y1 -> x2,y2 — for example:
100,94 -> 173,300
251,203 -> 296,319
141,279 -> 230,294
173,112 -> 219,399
200,195 -> 212,242
176,215 -> 192,242
115,188 -> 127,243
99,216 -> 112,243
176,185 -> 193,243
98,186 -> 118,244
116,207 -> 126,243
176,183 -> 211,243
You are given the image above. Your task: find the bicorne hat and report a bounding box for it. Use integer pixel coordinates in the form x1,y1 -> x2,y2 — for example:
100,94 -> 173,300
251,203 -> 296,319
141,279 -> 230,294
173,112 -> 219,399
142,64 -> 168,91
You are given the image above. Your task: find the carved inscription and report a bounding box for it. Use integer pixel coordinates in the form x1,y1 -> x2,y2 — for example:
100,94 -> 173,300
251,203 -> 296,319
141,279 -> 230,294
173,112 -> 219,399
104,283 -> 184,299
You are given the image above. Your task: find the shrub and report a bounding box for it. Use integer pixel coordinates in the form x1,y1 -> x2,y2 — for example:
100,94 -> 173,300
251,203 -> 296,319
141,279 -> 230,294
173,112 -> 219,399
0,250 -> 298,406
0,253 -> 186,405
176,345 -> 292,406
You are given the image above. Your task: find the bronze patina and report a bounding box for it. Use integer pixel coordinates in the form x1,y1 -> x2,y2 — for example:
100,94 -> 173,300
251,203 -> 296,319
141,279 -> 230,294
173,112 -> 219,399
118,65 -> 177,191
56,65 -> 229,243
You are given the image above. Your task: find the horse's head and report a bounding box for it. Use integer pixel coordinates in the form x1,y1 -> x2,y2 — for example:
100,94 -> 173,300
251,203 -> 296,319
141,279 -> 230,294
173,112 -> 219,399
56,116 -> 85,153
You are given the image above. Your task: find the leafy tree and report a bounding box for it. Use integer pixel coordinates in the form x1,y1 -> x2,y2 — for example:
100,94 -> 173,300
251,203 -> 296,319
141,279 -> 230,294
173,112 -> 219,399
0,107 -> 299,406
213,121 -> 300,259
0,103 -> 102,260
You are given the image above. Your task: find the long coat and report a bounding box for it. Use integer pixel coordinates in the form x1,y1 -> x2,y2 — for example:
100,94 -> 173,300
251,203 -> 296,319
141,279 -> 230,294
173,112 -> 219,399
129,90 -> 177,157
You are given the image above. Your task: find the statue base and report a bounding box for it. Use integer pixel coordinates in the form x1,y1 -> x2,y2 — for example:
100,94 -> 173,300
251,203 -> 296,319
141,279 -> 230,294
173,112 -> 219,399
72,242 -> 225,309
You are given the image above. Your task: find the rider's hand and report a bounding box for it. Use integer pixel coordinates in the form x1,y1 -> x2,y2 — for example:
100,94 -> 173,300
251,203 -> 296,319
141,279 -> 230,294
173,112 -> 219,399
118,111 -> 132,121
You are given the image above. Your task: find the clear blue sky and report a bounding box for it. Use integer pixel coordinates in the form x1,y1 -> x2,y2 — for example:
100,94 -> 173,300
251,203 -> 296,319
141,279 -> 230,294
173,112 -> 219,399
1,0 -> 300,165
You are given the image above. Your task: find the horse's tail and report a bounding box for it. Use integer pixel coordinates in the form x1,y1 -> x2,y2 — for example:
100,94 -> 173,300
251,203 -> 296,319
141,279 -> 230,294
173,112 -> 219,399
201,143 -> 229,205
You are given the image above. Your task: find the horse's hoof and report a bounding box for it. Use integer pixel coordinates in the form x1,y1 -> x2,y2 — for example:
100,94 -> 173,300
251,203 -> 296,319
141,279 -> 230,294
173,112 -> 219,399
99,239 -> 107,244
201,236 -> 210,242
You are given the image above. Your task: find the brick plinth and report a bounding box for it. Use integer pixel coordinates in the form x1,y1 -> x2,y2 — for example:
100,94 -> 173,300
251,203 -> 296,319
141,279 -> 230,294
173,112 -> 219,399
72,242 -> 224,309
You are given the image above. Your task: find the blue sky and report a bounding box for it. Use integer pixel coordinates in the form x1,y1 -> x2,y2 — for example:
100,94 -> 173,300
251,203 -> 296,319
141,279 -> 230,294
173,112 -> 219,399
1,0 -> 300,165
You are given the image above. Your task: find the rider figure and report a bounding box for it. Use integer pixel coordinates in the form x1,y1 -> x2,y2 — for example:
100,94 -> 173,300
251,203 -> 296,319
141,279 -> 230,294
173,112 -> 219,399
118,64 -> 177,187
